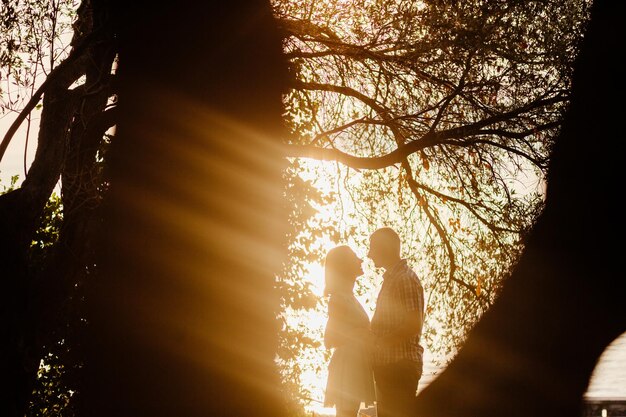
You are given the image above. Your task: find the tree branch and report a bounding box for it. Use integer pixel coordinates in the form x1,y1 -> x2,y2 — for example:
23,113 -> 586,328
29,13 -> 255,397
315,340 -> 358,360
0,30 -> 101,163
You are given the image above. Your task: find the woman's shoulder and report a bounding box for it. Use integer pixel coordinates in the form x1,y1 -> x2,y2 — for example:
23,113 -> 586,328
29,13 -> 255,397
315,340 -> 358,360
329,292 -> 360,311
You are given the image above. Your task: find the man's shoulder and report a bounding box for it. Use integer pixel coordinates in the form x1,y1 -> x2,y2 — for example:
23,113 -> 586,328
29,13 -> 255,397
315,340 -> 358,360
398,264 -> 424,295
397,260 -> 421,281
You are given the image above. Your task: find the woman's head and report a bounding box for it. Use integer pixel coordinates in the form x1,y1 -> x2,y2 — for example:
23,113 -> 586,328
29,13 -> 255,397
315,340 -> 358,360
324,245 -> 363,296
367,227 -> 401,269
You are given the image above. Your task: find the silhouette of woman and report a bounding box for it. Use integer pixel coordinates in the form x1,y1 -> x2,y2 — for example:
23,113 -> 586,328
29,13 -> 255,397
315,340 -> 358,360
323,245 -> 375,417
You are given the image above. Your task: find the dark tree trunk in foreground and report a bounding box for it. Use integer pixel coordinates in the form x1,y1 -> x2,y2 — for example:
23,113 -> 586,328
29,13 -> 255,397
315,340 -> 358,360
0,3 -> 114,415
414,2 -> 625,416
0,73 -> 83,417
82,0 -> 288,416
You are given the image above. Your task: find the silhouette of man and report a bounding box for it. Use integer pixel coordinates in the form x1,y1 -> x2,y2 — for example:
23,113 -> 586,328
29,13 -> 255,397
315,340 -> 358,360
368,227 -> 424,417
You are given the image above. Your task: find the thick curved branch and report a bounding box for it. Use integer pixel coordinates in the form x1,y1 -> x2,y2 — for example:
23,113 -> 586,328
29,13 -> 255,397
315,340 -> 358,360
285,131 -> 546,170
286,92 -> 564,169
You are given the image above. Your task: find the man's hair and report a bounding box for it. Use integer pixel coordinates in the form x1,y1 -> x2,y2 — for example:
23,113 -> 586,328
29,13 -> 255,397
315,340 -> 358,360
370,227 -> 401,255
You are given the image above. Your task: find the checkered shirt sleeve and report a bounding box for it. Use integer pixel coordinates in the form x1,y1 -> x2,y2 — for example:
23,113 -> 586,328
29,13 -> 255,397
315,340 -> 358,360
372,261 -> 424,366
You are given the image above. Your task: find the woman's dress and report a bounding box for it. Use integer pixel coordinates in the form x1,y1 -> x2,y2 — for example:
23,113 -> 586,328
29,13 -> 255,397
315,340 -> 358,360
323,292 -> 376,409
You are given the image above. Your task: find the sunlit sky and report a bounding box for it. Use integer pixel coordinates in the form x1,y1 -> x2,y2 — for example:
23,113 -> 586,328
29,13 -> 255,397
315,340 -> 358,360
0,113 -> 39,187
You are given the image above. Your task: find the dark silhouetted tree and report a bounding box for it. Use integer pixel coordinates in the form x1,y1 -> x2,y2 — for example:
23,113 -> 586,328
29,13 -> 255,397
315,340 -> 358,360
80,0 -> 289,416
413,1 -> 625,416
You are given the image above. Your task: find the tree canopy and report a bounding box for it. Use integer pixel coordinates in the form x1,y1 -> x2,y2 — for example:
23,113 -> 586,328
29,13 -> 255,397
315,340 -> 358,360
273,0 -> 591,404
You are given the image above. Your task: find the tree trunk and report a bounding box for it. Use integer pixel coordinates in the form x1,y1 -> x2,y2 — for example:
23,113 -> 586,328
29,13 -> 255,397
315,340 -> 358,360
82,1 -> 289,416
0,83 -> 80,417
0,2 -> 111,414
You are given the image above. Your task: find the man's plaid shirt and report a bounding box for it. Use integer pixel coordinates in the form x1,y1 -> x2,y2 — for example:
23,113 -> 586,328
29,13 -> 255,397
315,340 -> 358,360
371,259 -> 424,366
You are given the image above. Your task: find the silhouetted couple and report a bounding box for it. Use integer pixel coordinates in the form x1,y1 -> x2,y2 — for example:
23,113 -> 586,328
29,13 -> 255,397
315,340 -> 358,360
323,227 -> 425,417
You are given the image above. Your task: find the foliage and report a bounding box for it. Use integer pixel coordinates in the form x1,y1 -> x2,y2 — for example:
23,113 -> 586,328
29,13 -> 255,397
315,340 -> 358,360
27,350 -> 77,417
1,0 -> 78,113
275,159 -> 339,413
1,176 -> 74,416
25,192 -> 80,417
28,190 -> 63,273
0,173 -> 20,190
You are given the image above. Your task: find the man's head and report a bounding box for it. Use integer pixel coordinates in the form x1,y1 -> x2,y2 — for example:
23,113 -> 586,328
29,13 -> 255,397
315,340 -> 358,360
367,227 -> 401,270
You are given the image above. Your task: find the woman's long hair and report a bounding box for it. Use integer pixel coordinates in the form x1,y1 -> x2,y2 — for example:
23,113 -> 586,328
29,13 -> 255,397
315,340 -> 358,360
324,245 -> 354,297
